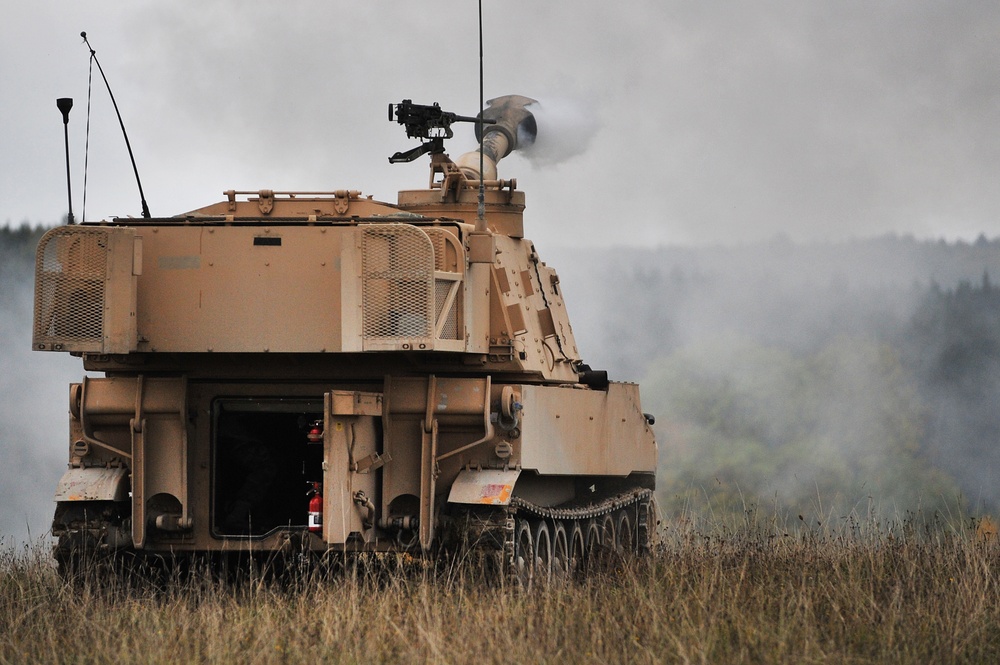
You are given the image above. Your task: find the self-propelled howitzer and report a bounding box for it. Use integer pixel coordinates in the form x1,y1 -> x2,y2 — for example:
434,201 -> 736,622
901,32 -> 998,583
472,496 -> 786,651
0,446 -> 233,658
34,95 -> 656,582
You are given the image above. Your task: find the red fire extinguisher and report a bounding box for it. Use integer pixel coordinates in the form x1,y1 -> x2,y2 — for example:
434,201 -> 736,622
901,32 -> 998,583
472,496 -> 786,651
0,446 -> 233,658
306,420 -> 323,443
307,482 -> 322,533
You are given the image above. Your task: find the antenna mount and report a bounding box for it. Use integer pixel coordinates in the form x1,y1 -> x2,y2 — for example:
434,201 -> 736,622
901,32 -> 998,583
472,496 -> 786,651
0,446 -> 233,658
56,98 -> 75,224
81,31 -> 151,218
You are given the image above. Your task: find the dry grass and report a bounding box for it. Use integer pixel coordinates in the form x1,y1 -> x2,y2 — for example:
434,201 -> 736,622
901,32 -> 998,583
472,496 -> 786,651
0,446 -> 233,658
2,513 -> 998,664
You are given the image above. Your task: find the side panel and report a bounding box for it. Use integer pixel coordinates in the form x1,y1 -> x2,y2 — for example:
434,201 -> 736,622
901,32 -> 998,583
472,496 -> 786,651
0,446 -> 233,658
518,382 -> 656,476
132,223 -> 474,355
490,236 -> 580,382
136,226 -> 345,353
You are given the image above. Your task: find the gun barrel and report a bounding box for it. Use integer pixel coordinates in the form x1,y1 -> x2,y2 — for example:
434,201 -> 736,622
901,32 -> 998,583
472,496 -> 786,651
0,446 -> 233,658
456,95 -> 537,181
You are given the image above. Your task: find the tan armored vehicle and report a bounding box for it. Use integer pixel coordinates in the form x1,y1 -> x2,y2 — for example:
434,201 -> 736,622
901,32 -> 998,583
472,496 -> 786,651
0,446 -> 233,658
34,95 -> 656,581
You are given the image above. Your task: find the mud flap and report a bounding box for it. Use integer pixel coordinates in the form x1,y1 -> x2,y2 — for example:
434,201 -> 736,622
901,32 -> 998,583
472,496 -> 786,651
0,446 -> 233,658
447,468 -> 521,506
53,467 -> 129,502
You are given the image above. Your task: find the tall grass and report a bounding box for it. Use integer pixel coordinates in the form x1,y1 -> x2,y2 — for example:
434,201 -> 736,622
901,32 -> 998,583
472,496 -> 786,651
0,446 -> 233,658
2,512 -> 998,664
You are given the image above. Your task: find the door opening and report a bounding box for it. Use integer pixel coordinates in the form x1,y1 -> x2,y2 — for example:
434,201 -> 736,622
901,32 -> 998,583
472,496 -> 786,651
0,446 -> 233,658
212,398 -> 324,537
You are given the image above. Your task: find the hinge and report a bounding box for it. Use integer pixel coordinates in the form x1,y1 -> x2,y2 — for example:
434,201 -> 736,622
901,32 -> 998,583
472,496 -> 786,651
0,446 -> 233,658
333,190 -> 351,215
353,452 -> 392,474
257,189 -> 274,215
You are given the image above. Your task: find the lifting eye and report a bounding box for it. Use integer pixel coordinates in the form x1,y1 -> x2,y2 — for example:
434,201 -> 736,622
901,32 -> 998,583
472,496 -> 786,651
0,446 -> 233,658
497,385 -> 523,431
500,385 -> 521,421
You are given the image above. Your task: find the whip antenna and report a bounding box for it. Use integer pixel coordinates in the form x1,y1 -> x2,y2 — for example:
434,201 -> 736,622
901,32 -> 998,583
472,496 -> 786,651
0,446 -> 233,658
56,98 -> 75,225
477,0 -> 486,224
81,31 -> 150,218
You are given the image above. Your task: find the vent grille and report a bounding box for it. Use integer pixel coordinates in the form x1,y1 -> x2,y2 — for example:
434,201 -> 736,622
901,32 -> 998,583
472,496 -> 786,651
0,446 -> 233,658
362,224 -> 435,342
33,227 -> 110,351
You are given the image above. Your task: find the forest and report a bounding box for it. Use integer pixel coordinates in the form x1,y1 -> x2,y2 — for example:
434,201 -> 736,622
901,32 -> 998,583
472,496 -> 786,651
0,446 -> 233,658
2,226 -> 1000,542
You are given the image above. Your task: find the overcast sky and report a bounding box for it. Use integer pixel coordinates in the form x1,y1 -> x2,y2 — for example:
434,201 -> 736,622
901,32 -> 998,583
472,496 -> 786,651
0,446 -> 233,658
4,1 -> 1000,248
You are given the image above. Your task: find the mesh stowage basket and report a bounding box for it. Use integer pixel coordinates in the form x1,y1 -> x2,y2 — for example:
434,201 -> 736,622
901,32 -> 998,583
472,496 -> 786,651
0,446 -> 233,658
33,227 -> 110,351
361,224 -> 435,341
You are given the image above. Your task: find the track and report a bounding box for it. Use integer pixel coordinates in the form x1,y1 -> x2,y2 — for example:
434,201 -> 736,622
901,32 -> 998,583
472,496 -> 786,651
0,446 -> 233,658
449,488 -> 656,585
53,489 -> 658,586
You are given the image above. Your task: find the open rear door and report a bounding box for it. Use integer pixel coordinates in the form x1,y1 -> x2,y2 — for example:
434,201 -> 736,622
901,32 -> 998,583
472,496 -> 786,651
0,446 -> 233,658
322,391 -> 384,546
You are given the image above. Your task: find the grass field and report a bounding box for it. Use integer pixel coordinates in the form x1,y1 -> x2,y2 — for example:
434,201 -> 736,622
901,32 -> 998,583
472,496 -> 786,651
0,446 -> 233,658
2,512 -> 998,664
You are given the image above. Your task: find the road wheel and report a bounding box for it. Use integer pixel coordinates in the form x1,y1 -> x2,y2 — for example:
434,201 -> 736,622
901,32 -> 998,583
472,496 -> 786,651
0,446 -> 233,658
638,496 -> 659,555
533,520 -> 553,584
567,521 -> 585,577
551,521 -> 570,581
512,517 -> 534,587
583,518 -> 602,573
617,509 -> 634,554
601,513 -> 617,551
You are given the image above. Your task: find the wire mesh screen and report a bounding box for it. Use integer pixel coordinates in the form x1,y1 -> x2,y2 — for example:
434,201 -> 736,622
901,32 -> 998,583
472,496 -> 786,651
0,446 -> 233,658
33,227 -> 109,351
434,280 -> 458,339
362,224 -> 435,342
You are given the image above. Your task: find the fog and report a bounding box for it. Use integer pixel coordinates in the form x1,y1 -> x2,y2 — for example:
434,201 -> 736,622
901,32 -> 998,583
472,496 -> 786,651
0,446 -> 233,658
552,239 -> 1000,518
0,257 -> 79,545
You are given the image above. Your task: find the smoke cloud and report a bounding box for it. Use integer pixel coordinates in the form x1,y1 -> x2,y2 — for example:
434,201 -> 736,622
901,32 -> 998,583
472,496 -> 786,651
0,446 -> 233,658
551,238 -> 1000,519
517,98 -> 602,168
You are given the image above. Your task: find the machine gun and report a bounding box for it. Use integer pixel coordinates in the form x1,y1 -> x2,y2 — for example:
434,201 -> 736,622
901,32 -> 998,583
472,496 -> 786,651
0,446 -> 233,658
388,99 -> 493,163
